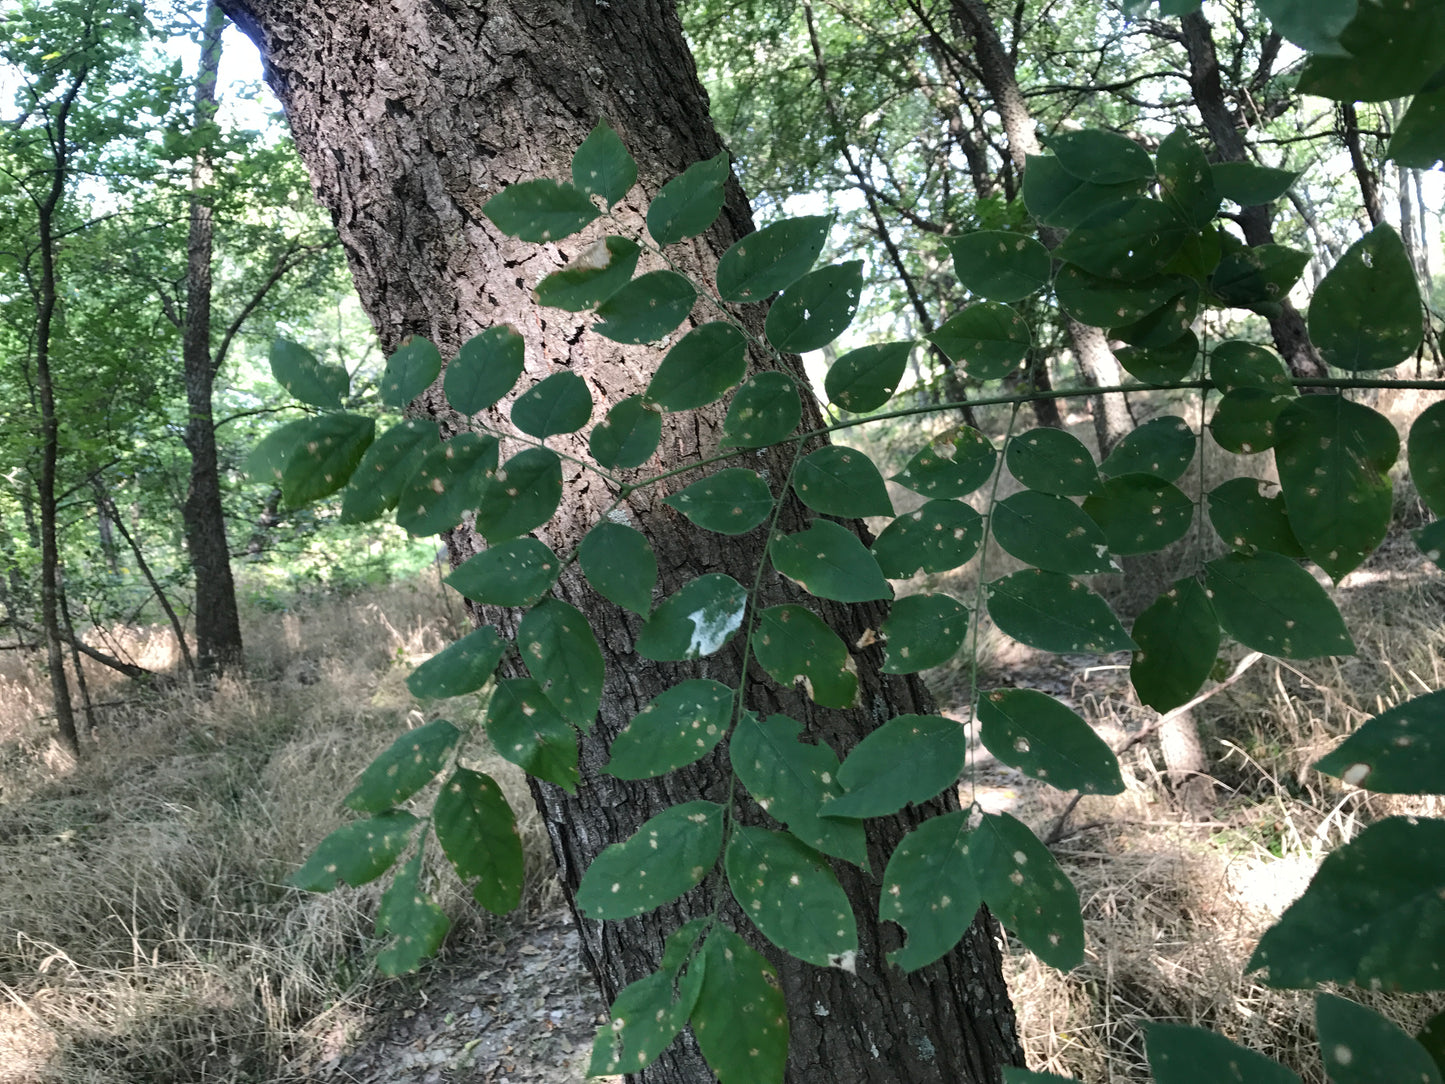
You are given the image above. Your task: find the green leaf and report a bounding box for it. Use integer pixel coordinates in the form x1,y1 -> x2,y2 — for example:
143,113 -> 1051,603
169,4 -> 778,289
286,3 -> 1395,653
892,427 -> 998,498
1416,1010 -> 1445,1076
754,605 -> 858,709
534,236 -> 642,311
1054,265 -> 1189,329
575,802 -> 724,919
433,767 -> 523,913
380,336 -> 442,409
1388,86 -> 1445,169
691,929 -> 789,1084
1209,162 -> 1299,207
1022,153 -> 1145,230
645,322 -> 749,412
571,119 -> 636,206
1316,994 -> 1443,1084
447,538 -> 559,608
590,395 -> 661,470
482,178 -> 599,242
1056,198 -> 1190,281
1146,1023 -> 1301,1084
1130,579 -> 1220,713
1209,389 -> 1294,454
1298,0 -> 1445,101
1082,474 -> 1194,556
970,812 -> 1084,970
771,520 -> 891,603
730,712 -> 867,866
792,446 -> 893,518
881,810 -> 980,971
764,261 -> 863,353
485,678 -> 579,792
1110,280 -> 1199,350
1156,128 -> 1221,229
647,151 -> 729,246
288,810 -> 419,891
579,521 -> 656,614
1310,226 -> 1422,371
340,419 -> 440,524
406,626 -> 507,700
1409,401 -> 1445,515
992,491 -> 1118,575
945,230 -> 1052,302
826,714 -> 969,819
1254,0 -> 1356,55
824,341 -> 915,413
1115,333 -> 1199,385
978,688 -> 1124,794
589,963 -> 703,1077
604,679 -> 735,780
1006,428 -> 1100,496
475,446 -> 564,544
1100,416 -> 1195,481
395,432 -> 500,536
1313,690 -> 1445,795
716,214 -> 831,302
1211,340 -> 1295,395
1004,1071 -> 1084,1084
345,719 -> 462,813
725,827 -> 858,967
1207,478 -> 1305,558
511,371 -> 592,438
636,573 -> 748,661
1275,395 -> 1397,581
1251,817 -> 1445,989
720,372 -> 801,449
270,338 -> 347,409
519,599 -> 604,730
871,499 -> 984,577
986,569 -> 1136,654
245,418 -> 313,489
593,270 -> 697,344
1417,519 -> 1445,570
374,851 -> 450,976
1048,129 -> 1154,184
445,326 -> 526,414
1203,552 -> 1354,658
280,413 -> 375,507
664,468 -> 775,536
927,302 -> 1031,380
1211,244 -> 1308,309
878,594 -> 970,674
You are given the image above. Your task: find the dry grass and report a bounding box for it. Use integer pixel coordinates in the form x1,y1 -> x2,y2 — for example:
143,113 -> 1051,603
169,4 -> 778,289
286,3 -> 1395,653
0,577 -> 556,1084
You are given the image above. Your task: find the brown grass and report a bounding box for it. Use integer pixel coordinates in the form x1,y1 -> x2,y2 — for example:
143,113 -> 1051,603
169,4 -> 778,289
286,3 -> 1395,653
0,578 -> 555,1083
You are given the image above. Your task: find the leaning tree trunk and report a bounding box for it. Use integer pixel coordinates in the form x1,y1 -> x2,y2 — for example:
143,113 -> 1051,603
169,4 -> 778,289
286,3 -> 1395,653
218,1 -> 1022,1081
181,0 -> 245,675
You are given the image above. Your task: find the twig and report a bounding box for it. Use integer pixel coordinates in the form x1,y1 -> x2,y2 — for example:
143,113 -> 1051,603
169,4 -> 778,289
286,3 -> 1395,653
1045,652 -> 1265,844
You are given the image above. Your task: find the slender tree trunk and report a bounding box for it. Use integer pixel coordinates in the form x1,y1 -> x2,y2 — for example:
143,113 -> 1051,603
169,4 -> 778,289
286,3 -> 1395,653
33,73 -> 86,760
218,1 -> 1023,1081
181,0 -> 245,675
950,0 -> 1134,454
1179,10 -> 1327,380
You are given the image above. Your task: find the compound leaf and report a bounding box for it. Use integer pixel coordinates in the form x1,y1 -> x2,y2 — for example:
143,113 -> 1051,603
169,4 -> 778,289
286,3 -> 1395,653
826,714 -> 968,819
771,520 -> 892,603
406,626 -> 507,700
433,767 -> 523,913
604,679 -> 735,780
978,689 -> 1124,794
579,520 -> 656,614
986,570 -> 1136,654
1203,552 -> 1354,658
485,677 -> 579,791
636,573 -> 748,661
576,802 -> 724,919
345,718 -> 462,814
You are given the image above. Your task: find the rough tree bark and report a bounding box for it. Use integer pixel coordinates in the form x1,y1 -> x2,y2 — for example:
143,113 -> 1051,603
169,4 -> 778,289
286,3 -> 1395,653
217,1 -> 1023,1081
180,0 -> 245,675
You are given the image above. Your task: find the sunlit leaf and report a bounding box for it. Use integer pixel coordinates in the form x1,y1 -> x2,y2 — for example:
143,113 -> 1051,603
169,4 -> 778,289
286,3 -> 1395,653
482,178 -> 598,242
636,574 -> 748,661
445,325 -> 526,414
771,520 -> 891,603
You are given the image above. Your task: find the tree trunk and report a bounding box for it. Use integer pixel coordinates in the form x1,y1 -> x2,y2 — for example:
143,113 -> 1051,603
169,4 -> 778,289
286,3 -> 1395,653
950,0 -> 1134,455
181,0 -> 245,675
218,1 -> 1023,1081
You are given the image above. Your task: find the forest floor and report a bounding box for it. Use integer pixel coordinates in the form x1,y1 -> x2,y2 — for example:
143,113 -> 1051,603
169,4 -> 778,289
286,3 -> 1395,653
2,509 -> 1445,1082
